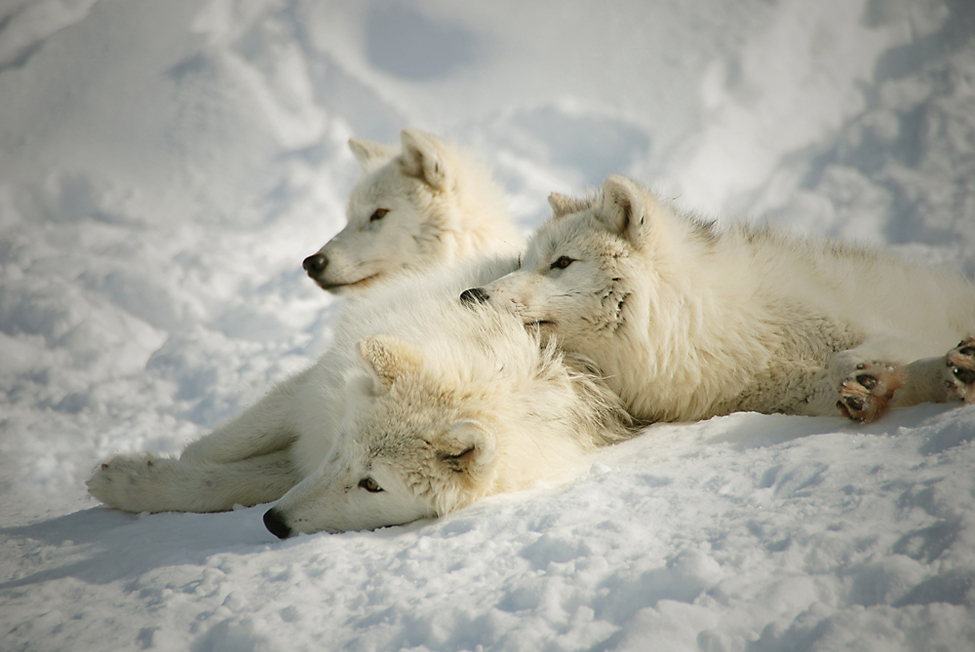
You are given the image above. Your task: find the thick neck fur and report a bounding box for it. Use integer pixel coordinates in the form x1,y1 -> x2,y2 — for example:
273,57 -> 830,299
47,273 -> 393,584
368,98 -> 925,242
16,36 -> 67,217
431,339 -> 632,510
600,208 -> 787,422
418,147 -> 521,261
494,348 -> 631,492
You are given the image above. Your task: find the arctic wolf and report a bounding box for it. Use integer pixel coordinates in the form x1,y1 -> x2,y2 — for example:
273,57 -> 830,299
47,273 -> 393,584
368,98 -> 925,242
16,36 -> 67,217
462,175 -> 975,423
87,260 -> 631,535
302,128 -> 522,293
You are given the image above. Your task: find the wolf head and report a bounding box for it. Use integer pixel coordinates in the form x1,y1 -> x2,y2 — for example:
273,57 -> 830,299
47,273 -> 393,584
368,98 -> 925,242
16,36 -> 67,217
462,176 -> 731,421
461,175 -> 662,355
303,128 -> 518,294
263,330 -> 539,536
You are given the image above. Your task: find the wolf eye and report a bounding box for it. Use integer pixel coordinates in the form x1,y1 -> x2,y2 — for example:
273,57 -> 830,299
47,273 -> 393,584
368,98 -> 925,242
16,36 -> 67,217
550,256 -> 575,270
369,208 -> 389,222
358,477 -> 383,493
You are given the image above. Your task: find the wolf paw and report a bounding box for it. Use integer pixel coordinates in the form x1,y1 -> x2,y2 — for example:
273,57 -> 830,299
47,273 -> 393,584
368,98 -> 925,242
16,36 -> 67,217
86,453 -> 168,512
945,337 -> 975,404
837,362 -> 906,422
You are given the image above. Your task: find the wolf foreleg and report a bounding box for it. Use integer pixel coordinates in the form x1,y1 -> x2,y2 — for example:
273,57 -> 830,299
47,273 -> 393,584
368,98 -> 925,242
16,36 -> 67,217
87,449 -> 302,513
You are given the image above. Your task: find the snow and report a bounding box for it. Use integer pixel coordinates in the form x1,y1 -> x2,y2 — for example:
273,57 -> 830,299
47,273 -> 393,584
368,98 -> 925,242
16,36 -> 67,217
2,0 -> 975,649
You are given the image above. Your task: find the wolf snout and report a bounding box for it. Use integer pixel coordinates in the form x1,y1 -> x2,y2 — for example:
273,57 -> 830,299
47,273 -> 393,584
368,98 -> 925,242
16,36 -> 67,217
263,507 -> 292,539
303,253 -> 328,276
460,287 -> 489,306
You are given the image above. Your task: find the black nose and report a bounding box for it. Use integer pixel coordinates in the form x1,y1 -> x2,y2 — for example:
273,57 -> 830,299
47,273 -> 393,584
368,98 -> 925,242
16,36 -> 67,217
460,287 -> 489,306
303,253 -> 328,275
263,508 -> 292,539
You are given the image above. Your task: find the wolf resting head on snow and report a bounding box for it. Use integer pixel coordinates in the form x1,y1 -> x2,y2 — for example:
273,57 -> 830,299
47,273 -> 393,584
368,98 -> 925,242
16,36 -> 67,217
302,129 -> 522,293
88,260 -> 632,535
264,328 -> 629,536
463,175 -> 975,424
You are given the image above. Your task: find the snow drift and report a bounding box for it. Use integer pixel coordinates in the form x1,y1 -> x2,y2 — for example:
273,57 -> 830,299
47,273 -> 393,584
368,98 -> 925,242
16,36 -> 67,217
2,0 -> 975,650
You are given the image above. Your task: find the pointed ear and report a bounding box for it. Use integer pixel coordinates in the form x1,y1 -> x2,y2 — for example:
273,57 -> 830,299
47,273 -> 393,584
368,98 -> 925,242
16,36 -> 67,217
357,335 -> 424,392
399,128 -> 449,190
596,175 -> 652,245
548,192 -> 592,218
437,420 -> 495,479
348,138 -> 398,169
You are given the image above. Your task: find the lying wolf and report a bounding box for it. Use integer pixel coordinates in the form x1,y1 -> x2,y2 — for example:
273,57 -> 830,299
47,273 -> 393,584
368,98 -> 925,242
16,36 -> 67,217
462,174 -> 975,423
88,260 -> 632,535
302,129 -> 522,293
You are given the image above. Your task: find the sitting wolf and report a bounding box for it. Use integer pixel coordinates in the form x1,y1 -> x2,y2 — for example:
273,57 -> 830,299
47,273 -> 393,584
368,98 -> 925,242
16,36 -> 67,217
88,259 -> 632,535
462,174 -> 975,423
302,129 -> 522,293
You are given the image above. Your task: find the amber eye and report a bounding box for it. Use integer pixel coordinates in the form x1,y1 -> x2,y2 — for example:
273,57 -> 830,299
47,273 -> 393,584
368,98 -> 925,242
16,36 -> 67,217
358,477 -> 383,493
550,256 -> 574,270
369,208 -> 389,222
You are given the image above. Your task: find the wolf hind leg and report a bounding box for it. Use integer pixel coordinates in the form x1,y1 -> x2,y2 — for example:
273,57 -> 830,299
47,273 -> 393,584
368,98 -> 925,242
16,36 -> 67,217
845,335 -> 975,417
823,335 -> 945,421
829,337 -> 975,421
764,334 -> 974,422
87,449 -> 302,514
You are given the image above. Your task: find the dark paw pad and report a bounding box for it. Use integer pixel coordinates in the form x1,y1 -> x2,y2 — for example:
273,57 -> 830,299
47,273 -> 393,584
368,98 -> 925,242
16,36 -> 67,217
855,374 -> 878,390
842,396 -> 865,412
946,336 -> 975,403
953,366 -> 975,385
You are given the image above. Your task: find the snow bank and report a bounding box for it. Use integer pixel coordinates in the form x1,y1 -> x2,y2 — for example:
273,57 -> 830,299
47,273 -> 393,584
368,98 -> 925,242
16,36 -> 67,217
1,0 -> 974,650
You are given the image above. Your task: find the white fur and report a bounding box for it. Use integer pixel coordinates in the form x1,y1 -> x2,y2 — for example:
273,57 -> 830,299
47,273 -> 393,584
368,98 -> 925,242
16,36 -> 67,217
472,175 -> 975,423
87,258 -> 632,534
303,128 -> 522,293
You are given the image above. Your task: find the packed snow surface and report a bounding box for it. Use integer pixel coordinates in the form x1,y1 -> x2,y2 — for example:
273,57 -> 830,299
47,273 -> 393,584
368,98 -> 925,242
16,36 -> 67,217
2,0 -> 975,650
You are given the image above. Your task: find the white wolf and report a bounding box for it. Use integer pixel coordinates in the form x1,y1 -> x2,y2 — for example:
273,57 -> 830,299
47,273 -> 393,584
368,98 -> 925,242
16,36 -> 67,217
302,128 -> 522,293
462,174 -> 975,423
87,260 -> 631,535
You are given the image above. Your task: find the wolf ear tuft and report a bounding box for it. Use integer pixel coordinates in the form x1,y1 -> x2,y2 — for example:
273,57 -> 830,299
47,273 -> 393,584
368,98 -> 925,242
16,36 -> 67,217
349,138 -> 398,169
437,420 -> 495,479
357,335 -> 424,392
548,192 -> 592,218
597,175 -> 652,245
399,128 -> 450,190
